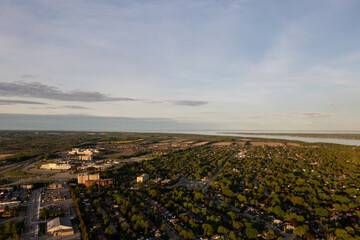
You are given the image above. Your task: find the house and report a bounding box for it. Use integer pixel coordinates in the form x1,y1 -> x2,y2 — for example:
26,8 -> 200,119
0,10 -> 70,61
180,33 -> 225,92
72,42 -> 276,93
47,217 -> 74,236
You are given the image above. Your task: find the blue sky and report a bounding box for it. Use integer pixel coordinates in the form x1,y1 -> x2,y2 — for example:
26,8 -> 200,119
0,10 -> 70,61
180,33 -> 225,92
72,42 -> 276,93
1,0 -> 360,131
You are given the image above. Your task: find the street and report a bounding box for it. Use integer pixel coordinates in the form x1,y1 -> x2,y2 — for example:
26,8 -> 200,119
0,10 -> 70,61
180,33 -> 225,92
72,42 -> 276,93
22,188 -> 42,240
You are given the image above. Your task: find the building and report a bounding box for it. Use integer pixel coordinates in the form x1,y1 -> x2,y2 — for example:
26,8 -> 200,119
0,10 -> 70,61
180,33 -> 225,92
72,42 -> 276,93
137,174 -> 149,183
0,201 -> 20,213
21,184 -> 33,190
69,148 -> 99,155
0,186 -> 13,192
41,163 -> 71,170
77,173 -> 100,184
48,182 -> 64,190
78,155 -> 93,161
85,178 -> 114,188
47,217 -> 74,236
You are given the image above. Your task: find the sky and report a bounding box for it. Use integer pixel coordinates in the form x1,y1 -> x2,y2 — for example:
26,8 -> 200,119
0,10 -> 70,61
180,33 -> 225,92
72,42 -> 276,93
1,0 -> 360,131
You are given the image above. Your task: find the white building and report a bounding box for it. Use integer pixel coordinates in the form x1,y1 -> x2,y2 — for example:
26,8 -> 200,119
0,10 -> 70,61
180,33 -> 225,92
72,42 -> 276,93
69,148 -> 99,155
137,174 -> 149,183
41,163 -> 71,170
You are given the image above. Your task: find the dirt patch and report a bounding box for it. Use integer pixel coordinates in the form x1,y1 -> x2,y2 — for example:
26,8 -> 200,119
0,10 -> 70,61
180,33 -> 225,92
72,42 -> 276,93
0,154 -> 14,159
210,142 -> 233,146
193,142 -> 209,146
250,142 -> 285,147
236,142 -> 246,146
287,143 -> 301,147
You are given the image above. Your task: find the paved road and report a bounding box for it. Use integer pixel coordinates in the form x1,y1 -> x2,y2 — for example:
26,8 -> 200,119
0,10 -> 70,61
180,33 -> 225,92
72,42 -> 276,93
22,188 -> 42,240
3,178 -> 70,186
0,158 -> 35,176
204,149 -> 238,192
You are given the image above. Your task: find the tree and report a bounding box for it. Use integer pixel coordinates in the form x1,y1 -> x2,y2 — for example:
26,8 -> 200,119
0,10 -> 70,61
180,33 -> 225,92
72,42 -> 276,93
202,224 -> 214,237
217,225 -> 229,235
315,207 -> 329,217
105,227 -> 114,235
293,225 -> 309,237
10,208 -> 18,217
237,194 -> 247,203
273,206 -> 285,219
245,226 -> 258,239
40,208 -> 50,219
335,229 -> 351,240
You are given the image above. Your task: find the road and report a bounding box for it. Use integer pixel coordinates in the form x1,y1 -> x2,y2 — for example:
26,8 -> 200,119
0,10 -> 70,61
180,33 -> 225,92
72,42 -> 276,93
22,188 -> 42,240
2,177 -> 70,186
0,158 -> 35,176
204,149 -> 238,192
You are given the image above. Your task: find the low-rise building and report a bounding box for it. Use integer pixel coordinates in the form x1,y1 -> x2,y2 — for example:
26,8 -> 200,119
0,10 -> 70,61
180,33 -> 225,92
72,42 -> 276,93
137,174 -> 149,183
47,217 -> 74,236
78,155 -> 93,161
0,201 -> 21,212
85,178 -> 114,188
69,148 -> 99,155
21,184 -> 34,190
48,182 -> 64,190
41,163 -> 71,170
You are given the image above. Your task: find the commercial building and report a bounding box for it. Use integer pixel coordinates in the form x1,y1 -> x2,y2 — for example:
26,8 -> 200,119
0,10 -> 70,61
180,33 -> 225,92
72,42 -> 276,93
69,148 -> 99,155
47,217 -> 74,236
41,163 -> 71,170
77,173 -> 100,184
137,174 -> 149,183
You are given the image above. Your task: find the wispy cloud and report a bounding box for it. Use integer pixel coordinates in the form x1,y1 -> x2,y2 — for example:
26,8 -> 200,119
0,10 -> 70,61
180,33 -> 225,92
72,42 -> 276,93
169,100 -> 208,106
144,99 -> 208,106
245,111 -> 335,119
0,81 -> 209,107
43,105 -> 91,110
62,105 -> 91,109
0,99 -> 46,105
21,74 -> 39,79
0,81 -> 138,102
328,102 -> 337,107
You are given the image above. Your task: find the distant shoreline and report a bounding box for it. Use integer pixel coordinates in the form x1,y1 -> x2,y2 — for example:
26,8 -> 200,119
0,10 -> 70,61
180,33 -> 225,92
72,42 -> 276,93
218,132 -> 360,140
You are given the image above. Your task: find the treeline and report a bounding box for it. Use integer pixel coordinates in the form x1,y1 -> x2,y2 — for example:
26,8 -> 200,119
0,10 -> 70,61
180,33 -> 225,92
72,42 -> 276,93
2,152 -> 41,163
69,185 -> 89,240
0,222 -> 22,240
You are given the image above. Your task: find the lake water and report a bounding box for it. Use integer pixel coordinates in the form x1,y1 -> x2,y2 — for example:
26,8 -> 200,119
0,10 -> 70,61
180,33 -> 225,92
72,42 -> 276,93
160,130 -> 360,146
